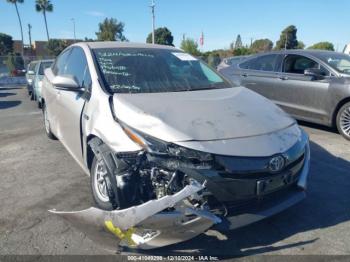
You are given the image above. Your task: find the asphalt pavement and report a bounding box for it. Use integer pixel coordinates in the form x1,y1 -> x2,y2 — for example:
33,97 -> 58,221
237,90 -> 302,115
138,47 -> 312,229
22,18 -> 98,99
0,85 -> 349,258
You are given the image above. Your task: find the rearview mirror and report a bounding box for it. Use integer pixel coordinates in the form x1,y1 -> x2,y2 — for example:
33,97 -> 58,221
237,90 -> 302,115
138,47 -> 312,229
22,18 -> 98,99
304,68 -> 324,80
52,75 -> 83,91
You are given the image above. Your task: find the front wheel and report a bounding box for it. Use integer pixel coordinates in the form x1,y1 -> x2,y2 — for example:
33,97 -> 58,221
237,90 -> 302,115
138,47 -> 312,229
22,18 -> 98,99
90,156 -> 114,210
336,102 -> 350,140
43,103 -> 57,140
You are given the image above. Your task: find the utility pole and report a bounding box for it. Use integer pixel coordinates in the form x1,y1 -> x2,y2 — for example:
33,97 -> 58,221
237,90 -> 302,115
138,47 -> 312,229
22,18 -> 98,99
28,24 -> 32,51
71,18 -> 76,42
284,34 -> 288,50
150,0 -> 155,44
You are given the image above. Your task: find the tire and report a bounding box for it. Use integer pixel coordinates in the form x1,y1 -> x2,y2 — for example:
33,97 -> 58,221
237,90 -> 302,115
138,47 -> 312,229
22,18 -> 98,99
336,102 -> 350,140
30,91 -> 34,101
90,156 -> 114,210
38,100 -> 42,109
43,103 -> 57,140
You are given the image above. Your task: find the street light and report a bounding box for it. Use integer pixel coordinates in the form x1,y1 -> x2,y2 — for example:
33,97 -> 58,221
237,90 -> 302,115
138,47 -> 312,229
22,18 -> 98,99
71,18 -> 76,42
150,0 -> 155,44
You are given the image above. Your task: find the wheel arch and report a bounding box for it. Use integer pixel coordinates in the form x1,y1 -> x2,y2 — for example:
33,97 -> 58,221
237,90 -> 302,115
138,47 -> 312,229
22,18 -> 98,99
332,97 -> 350,127
86,134 -> 99,172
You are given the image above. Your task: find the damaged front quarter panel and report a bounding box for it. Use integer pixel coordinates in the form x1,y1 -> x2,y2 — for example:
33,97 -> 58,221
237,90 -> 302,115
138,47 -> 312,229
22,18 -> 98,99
49,181 -> 221,252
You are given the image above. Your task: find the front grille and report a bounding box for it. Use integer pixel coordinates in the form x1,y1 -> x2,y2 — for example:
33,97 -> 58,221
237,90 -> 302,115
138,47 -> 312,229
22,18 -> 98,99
208,182 -> 301,216
218,152 -> 305,179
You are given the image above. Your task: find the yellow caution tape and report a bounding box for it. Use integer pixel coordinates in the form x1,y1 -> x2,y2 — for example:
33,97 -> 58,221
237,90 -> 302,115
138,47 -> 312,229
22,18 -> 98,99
104,220 -> 137,247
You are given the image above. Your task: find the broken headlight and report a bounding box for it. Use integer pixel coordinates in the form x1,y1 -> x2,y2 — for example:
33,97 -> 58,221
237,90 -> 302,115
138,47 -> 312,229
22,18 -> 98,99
122,125 -> 213,162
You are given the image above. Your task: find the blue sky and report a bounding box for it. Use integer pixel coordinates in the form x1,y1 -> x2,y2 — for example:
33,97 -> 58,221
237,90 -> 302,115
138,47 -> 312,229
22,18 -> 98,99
0,0 -> 349,51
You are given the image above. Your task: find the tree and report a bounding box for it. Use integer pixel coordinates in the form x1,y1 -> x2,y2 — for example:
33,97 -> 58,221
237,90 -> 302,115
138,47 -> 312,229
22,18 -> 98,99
84,37 -> 94,42
0,33 -> 14,55
180,38 -> 201,56
297,41 -> 305,49
232,47 -> 252,56
308,42 -> 335,51
4,53 -> 24,75
235,34 -> 243,49
146,27 -> 174,46
35,0 -> 53,41
6,0 -> 24,57
96,18 -> 127,41
207,53 -> 221,68
275,25 -> 299,50
250,39 -> 273,53
46,39 -> 68,56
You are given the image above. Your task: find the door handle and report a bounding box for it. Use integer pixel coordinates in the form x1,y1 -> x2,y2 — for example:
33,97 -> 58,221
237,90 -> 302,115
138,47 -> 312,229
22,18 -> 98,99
241,73 -> 248,78
279,76 -> 289,80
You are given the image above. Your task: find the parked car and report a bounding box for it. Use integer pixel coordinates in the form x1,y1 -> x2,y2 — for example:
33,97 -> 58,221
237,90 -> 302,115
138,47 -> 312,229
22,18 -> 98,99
216,55 -> 249,71
42,42 -> 310,250
219,50 -> 350,140
25,60 -> 39,98
32,59 -> 54,108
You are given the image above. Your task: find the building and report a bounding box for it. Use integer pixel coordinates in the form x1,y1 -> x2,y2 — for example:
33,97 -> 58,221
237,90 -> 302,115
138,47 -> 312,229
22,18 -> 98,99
12,39 -> 79,57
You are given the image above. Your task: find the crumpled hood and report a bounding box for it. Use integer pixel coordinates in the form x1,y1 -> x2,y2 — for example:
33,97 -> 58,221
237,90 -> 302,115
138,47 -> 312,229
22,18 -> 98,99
113,86 -> 295,142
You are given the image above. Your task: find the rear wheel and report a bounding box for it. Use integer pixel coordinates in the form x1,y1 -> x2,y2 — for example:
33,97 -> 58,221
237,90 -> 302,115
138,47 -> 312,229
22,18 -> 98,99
336,102 -> 350,140
90,156 -> 113,210
43,103 -> 57,140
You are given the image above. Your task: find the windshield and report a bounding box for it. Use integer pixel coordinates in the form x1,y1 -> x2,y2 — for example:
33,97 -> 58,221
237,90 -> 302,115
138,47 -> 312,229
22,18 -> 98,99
93,48 -> 232,93
38,61 -> 53,75
315,52 -> 350,74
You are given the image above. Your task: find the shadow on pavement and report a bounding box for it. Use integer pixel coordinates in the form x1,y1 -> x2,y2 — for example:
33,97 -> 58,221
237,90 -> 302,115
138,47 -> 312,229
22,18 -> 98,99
0,101 -> 21,110
0,87 -> 23,91
132,141 -> 350,258
0,92 -> 16,98
298,120 -> 338,134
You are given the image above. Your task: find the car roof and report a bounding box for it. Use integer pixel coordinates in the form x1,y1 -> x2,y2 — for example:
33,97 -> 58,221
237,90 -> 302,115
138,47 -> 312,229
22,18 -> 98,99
78,41 -> 180,51
253,49 -> 343,56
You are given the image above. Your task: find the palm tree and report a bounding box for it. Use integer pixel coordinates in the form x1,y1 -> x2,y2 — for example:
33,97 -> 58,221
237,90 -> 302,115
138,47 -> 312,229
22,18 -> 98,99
6,0 -> 24,57
35,0 -> 53,41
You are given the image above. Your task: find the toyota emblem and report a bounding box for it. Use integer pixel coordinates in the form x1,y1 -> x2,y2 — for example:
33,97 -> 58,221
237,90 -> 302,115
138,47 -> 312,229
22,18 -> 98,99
269,155 -> 285,172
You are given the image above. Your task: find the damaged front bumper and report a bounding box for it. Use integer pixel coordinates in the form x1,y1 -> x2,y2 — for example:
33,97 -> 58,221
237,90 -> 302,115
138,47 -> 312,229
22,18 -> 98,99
50,181 -> 221,251
50,133 -> 310,251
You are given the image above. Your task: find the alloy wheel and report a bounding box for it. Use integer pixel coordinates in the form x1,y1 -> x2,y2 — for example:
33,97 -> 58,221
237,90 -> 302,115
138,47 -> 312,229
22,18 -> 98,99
340,106 -> 350,137
94,160 -> 109,202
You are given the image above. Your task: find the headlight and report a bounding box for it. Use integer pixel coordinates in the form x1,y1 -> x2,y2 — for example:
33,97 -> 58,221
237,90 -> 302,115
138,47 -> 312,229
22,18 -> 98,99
122,125 -> 213,162
28,79 -> 33,84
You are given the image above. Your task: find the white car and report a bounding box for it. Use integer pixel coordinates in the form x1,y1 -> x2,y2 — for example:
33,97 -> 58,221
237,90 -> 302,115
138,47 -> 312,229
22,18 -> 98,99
42,42 -> 310,251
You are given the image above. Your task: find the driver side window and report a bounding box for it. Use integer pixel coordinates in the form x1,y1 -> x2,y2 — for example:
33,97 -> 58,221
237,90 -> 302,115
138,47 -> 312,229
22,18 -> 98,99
283,55 -> 330,76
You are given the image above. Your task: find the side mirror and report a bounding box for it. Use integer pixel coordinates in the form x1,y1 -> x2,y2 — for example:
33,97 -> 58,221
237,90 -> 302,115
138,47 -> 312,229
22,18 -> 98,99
52,75 -> 83,91
304,68 -> 324,80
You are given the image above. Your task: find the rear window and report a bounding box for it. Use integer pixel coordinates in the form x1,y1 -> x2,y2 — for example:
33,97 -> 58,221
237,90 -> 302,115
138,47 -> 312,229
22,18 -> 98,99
93,48 -> 233,94
38,61 -> 53,75
239,54 -> 279,72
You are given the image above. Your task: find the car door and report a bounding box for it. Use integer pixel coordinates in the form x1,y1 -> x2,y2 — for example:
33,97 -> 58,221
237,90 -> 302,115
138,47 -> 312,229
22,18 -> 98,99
55,47 -> 91,165
237,54 -> 282,98
44,49 -> 72,135
274,54 -> 331,123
